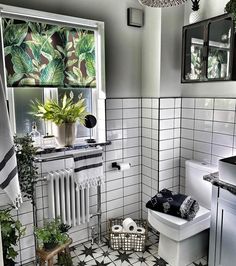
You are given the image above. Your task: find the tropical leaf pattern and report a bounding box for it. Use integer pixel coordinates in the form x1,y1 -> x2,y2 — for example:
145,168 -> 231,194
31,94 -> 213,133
3,18 -> 96,88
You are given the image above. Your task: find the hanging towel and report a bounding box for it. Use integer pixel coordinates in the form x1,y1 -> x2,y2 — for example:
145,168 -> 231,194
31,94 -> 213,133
0,78 -> 22,208
73,147 -> 104,189
146,188 -> 199,221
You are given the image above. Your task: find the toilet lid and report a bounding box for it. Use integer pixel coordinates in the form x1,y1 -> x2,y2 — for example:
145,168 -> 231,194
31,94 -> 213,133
148,205 -> 211,230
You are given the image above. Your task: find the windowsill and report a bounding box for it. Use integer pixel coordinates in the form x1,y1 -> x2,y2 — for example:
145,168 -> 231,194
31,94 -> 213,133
35,139 -> 111,156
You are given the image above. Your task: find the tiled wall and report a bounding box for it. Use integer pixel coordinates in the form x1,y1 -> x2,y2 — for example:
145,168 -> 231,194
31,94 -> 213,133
141,98 -> 181,219
141,98 -> 159,219
180,98 -> 236,192
0,98 -> 142,265
2,96 -> 236,264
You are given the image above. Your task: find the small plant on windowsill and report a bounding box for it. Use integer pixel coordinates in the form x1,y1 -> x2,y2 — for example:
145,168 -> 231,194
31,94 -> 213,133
0,208 -> 25,266
30,92 -> 88,147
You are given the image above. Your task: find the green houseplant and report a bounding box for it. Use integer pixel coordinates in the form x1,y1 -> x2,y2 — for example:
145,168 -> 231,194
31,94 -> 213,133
14,135 -> 38,205
225,0 -> 236,21
0,208 -> 25,266
35,219 -> 70,250
31,93 -> 88,146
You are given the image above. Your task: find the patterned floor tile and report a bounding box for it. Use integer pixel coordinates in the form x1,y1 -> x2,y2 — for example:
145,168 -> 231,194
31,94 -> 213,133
75,242 -> 104,262
22,230 -> 208,266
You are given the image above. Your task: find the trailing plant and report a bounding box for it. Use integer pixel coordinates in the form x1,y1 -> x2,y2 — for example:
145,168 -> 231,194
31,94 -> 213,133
225,0 -> 236,21
0,208 -> 25,266
14,135 -> 38,205
30,93 -> 88,126
35,218 -> 70,250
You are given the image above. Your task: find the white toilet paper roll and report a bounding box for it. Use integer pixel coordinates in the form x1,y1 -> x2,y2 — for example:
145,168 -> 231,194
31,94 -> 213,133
136,227 -> 145,234
118,163 -> 131,171
122,218 -> 137,233
112,225 -> 123,233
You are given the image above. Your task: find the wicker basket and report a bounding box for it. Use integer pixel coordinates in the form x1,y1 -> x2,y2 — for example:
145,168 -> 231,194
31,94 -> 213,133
108,218 -> 147,252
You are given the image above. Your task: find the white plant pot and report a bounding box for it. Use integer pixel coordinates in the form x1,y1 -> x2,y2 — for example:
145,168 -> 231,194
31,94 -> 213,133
53,123 -> 77,147
189,10 -> 201,24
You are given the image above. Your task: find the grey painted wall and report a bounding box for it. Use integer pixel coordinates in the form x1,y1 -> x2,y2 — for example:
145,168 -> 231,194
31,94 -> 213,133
141,5 -> 184,98
0,0 -> 143,98
182,0 -> 236,98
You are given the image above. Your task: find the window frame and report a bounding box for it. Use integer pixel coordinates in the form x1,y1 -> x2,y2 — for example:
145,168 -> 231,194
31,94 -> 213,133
0,4 -> 106,143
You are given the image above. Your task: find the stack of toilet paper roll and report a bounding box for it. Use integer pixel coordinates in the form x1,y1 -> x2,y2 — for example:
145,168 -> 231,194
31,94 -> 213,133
111,218 -> 145,251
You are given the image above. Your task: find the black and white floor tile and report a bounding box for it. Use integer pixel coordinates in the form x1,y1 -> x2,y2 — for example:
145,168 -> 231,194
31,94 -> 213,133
23,231 -> 207,266
68,231 -> 208,266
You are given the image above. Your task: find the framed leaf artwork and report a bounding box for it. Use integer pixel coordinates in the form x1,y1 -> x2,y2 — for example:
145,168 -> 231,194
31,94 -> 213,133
2,18 -> 96,88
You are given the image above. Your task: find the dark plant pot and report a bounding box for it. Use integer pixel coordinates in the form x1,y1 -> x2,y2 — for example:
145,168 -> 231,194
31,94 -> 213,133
43,241 -> 58,250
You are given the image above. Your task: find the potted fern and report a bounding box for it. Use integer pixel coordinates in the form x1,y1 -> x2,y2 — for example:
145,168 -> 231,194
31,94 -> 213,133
31,93 -> 88,146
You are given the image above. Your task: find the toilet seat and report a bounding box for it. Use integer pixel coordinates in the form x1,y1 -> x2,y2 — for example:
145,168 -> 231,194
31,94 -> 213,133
148,205 -> 211,241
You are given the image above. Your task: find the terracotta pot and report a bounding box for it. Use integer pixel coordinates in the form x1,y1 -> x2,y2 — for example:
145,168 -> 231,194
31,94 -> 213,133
53,123 -> 77,147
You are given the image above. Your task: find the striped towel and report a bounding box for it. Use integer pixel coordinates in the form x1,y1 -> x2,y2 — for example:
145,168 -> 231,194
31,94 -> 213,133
73,148 -> 104,189
0,78 -> 22,208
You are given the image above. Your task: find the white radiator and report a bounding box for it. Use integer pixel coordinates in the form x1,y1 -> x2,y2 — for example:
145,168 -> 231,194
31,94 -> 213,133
47,169 -> 90,227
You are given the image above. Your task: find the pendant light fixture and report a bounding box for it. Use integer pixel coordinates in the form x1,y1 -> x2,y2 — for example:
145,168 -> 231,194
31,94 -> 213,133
138,0 -> 187,8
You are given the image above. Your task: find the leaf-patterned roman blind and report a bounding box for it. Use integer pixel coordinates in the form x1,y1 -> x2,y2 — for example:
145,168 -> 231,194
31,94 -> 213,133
2,18 -> 96,88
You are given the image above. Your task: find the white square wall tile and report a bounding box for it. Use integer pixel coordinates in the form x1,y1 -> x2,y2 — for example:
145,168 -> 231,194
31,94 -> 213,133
142,118 -> 152,128
213,121 -> 234,135
160,119 -> 174,130
160,98 -> 175,109
123,118 -> 139,129
160,109 -> 175,119
195,120 -> 213,132
160,139 -> 174,150
182,118 -> 194,129
106,119 -> 122,130
123,99 -> 140,108
212,144 -> 233,158
194,130 -> 212,143
123,108 -> 139,119
106,99 -> 122,109
142,98 -> 152,108
195,98 -> 213,109
175,98 -> 181,108
214,99 -> 236,111
182,108 -> 194,119
182,98 -> 195,108
194,141 -> 212,154
142,108 -> 152,118
195,109 -> 213,120
106,109 -> 122,120
152,98 -> 159,109
160,129 -> 174,140
214,110 -> 235,123
213,133 -> 233,147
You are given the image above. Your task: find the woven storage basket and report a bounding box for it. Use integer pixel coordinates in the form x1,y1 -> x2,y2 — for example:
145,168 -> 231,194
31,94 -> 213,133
108,218 -> 147,252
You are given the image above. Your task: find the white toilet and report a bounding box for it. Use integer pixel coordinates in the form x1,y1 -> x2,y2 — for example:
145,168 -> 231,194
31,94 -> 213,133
148,160 -> 217,266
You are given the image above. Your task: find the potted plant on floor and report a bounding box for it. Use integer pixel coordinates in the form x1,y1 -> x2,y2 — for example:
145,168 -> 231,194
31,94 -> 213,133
30,93 -> 88,146
0,208 -> 25,266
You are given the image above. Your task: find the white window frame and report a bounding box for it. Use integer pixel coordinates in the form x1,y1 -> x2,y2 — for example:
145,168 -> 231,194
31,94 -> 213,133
0,4 -> 106,143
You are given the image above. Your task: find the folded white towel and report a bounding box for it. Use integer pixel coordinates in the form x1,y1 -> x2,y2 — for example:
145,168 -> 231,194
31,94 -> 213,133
73,148 -> 104,189
0,78 -> 22,208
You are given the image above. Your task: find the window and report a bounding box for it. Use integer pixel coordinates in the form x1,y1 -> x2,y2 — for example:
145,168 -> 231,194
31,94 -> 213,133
1,4 -> 106,143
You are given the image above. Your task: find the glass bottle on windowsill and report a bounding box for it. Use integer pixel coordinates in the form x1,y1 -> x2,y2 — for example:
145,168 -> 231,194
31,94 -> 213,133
30,121 -> 41,148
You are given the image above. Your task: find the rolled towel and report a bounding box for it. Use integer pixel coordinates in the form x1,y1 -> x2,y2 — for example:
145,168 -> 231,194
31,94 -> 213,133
146,188 -> 199,221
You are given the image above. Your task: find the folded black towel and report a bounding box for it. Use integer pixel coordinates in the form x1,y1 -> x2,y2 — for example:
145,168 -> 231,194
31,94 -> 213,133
146,188 -> 199,221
